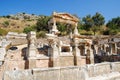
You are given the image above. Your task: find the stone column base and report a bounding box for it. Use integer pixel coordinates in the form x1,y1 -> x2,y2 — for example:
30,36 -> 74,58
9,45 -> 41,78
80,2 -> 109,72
28,59 -> 36,69
75,56 -> 86,66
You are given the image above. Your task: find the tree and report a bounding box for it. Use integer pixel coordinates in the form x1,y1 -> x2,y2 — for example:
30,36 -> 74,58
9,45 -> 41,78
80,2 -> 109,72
106,17 -> 120,30
57,23 -> 66,33
82,12 -> 105,35
82,15 -> 94,31
91,12 -> 105,35
92,12 -> 105,27
6,15 -> 11,18
106,17 -> 120,35
36,16 -> 51,32
22,12 -> 26,15
57,22 -> 74,36
91,26 -> 99,35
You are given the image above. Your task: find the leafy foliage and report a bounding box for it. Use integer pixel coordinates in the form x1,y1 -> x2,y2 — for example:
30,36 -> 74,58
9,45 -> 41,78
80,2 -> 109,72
92,12 -> 105,27
106,17 -> 120,30
0,28 -> 7,35
82,15 -> 94,31
103,29 -> 118,35
106,17 -> 120,35
36,31 -> 46,38
91,26 -> 100,35
2,21 -> 9,27
82,12 -> 105,35
36,16 -> 51,32
23,25 -> 36,33
57,23 -> 74,36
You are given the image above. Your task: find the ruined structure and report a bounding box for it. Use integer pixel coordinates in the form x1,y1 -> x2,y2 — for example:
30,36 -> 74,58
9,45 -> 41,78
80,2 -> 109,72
0,12 -> 120,80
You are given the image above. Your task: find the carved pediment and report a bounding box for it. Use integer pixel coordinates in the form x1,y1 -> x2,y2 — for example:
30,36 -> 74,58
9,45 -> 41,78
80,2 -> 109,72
53,12 -> 79,22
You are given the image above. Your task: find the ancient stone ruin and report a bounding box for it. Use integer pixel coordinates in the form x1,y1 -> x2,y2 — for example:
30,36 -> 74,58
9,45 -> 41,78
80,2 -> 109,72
0,12 -> 120,80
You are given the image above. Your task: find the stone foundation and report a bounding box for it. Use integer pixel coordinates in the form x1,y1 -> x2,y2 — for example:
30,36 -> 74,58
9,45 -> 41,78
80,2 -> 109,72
3,62 -> 120,80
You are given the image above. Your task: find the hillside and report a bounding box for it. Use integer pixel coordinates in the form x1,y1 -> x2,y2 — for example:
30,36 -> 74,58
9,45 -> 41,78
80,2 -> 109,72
0,13 -> 39,34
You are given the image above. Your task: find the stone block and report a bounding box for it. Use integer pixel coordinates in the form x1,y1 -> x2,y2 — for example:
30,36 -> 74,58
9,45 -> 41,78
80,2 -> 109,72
75,56 -> 86,66
33,67 -> 60,80
60,66 -> 79,80
3,70 -> 33,80
111,62 -> 120,72
94,62 -> 111,76
28,59 -> 36,69
87,64 -> 94,77
4,60 -> 25,71
59,56 -> 74,67
0,48 -> 6,61
36,59 -> 49,68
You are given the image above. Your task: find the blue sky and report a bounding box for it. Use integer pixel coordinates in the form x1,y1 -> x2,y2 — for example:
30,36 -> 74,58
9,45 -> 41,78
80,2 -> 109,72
0,0 -> 120,22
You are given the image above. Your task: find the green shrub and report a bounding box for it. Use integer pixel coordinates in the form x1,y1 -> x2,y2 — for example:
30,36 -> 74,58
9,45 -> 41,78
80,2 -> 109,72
102,30 -> 109,35
0,28 -> 7,36
2,21 -> 9,27
23,25 -> 36,33
103,29 -> 119,35
80,30 -> 93,35
109,29 -> 118,35
36,31 -> 46,38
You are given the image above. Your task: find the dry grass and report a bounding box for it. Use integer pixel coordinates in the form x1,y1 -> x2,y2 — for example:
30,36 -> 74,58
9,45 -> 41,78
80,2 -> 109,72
0,18 -> 36,33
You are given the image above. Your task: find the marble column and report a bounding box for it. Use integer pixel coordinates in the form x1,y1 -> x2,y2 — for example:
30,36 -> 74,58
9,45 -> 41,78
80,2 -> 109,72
94,45 -> 98,54
27,31 -> 37,69
51,20 -> 58,35
74,37 -> 80,56
27,31 -> 37,59
74,23 -> 79,36
51,41 -> 59,67
115,43 -> 117,54
89,47 -> 94,64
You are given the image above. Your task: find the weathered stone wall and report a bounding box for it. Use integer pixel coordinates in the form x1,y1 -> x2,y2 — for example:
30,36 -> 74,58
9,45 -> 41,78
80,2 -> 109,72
59,56 -> 74,67
3,62 -> 120,80
36,59 -> 49,68
3,70 -> 33,80
6,32 -> 27,39
0,65 -> 5,80
4,50 -> 25,71
87,62 -> 115,77
111,62 -> 120,72
75,56 -> 86,66
4,60 -> 25,71
33,67 -> 60,80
